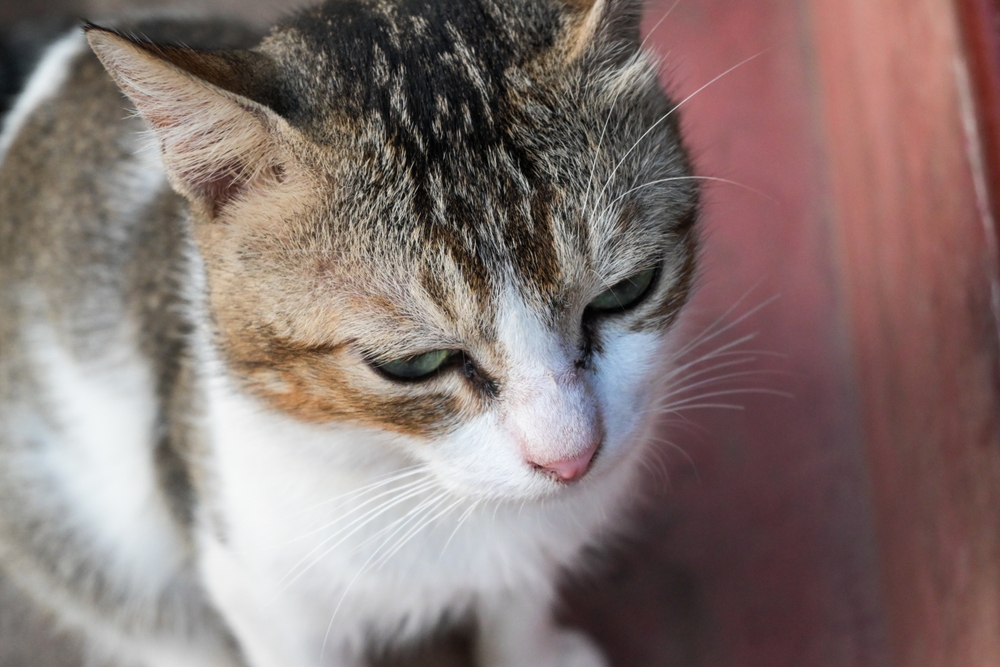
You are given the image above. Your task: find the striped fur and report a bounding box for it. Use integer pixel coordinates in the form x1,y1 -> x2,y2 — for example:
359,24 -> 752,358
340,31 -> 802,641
0,1 -> 698,665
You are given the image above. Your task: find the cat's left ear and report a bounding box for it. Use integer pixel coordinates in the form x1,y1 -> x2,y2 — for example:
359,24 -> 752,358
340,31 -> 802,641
86,26 -> 294,218
564,0 -> 644,62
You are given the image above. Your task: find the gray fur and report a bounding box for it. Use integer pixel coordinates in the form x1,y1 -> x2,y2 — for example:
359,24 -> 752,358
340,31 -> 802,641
0,21 -> 258,666
0,2 -> 698,664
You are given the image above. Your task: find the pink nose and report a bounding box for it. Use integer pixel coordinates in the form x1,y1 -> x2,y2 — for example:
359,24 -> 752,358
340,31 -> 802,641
530,442 -> 599,483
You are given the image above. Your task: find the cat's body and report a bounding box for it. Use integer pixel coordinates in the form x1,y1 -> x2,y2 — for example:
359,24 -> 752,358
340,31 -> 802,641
0,2 -> 697,666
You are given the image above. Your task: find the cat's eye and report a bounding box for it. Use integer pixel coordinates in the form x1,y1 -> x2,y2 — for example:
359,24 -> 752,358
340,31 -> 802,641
373,349 -> 453,381
587,268 -> 657,313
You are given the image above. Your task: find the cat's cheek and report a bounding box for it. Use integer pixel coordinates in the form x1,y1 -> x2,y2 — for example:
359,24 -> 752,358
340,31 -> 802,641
589,330 -> 664,465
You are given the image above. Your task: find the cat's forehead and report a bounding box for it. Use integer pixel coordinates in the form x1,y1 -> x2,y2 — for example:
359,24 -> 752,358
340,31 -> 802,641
264,0 -> 562,141
253,0 -> 694,326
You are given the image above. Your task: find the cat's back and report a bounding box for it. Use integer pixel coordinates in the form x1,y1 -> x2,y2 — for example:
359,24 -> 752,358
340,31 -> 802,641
0,20 -> 259,664
0,21 -> 194,458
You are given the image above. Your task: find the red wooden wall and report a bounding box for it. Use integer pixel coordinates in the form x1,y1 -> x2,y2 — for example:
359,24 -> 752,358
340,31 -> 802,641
568,2 -> 891,664
569,0 -> 1000,665
814,0 -> 1000,664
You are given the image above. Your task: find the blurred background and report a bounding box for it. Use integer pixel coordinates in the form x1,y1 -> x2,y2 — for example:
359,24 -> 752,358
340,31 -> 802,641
2,1 -> 999,666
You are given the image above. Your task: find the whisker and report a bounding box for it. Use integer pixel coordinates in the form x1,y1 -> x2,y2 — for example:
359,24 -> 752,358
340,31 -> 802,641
660,402 -> 746,413
581,0 -> 683,218
670,290 -> 779,361
347,491 -> 445,556
290,465 -> 427,516
660,355 -> 759,386
295,474 -> 434,538
440,500 -> 480,558
278,485 -> 435,595
236,474 -> 436,556
582,78 -> 630,218
670,315 -> 758,363
662,333 -> 762,383
656,437 -> 698,481
641,438 -> 688,488
641,0 -> 683,52
657,387 -> 794,411
644,362 -> 764,417
592,48 -> 771,212
641,439 -> 668,476
660,369 -> 787,403
374,495 -> 463,569
660,350 -> 790,396
599,175 -> 776,218
277,479 -> 438,592
319,491 -> 450,661
655,410 -> 710,431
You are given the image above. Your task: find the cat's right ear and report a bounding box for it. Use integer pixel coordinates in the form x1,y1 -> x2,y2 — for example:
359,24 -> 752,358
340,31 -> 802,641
86,26 -> 293,217
564,0 -> 644,62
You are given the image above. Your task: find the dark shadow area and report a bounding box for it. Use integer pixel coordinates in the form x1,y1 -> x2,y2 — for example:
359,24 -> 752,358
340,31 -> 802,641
369,622 -> 477,667
560,504 -> 708,667
0,17 -> 79,117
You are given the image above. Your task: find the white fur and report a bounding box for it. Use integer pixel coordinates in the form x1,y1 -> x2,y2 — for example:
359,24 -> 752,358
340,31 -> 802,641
6,316 -> 238,667
0,31 -> 85,167
10,302 -> 252,667
192,281 -> 661,666
420,287 -> 605,499
11,122 -> 175,604
24,320 -> 183,595
496,290 -> 602,469
591,327 -> 663,461
199,378 -> 638,666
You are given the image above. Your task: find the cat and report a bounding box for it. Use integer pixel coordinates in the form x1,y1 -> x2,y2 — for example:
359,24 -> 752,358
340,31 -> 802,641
0,0 -> 698,665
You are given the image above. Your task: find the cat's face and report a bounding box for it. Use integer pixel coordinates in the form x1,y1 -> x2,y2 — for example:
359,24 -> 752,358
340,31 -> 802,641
89,0 -> 697,500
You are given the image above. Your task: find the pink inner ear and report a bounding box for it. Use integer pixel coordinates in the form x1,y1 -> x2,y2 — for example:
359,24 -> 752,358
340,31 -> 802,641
181,159 -> 284,217
182,158 -> 249,215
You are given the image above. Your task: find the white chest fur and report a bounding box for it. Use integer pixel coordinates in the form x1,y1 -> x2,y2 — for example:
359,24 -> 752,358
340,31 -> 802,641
197,371 -> 643,666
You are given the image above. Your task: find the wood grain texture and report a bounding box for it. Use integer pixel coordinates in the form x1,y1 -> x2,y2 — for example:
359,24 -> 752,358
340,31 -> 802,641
812,0 -> 1000,664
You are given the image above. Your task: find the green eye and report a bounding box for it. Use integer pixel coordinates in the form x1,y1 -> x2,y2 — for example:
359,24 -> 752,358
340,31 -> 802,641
374,349 -> 452,381
588,268 -> 657,312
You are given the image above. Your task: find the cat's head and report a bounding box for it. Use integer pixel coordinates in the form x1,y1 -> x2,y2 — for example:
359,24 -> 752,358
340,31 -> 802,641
88,0 -> 697,501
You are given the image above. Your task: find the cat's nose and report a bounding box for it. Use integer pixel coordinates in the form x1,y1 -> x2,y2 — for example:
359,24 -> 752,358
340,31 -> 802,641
530,440 -> 599,483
